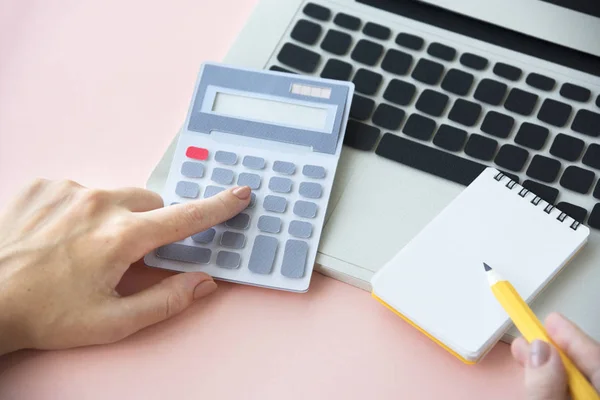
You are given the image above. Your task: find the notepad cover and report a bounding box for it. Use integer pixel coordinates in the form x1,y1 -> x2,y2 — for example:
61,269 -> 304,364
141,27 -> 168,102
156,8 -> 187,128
371,167 -> 589,363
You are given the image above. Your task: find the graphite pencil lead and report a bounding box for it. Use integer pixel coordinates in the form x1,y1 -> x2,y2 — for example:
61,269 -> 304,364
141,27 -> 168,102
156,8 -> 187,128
483,263 -> 492,272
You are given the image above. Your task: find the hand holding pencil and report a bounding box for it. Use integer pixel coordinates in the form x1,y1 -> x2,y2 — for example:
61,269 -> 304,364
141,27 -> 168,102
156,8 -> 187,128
485,263 -> 600,400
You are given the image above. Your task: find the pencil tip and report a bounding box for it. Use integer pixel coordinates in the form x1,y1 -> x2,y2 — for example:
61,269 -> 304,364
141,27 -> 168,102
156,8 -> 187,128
483,263 -> 492,272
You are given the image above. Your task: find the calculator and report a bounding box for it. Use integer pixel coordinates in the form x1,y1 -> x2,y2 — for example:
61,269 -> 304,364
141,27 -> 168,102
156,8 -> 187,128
143,63 -> 354,292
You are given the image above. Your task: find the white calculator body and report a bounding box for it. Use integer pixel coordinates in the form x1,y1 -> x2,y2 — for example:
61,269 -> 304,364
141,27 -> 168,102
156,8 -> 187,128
144,63 -> 354,292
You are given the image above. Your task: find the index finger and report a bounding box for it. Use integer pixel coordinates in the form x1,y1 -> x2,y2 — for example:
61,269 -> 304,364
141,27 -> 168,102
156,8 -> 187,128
546,312 -> 600,392
136,186 -> 251,252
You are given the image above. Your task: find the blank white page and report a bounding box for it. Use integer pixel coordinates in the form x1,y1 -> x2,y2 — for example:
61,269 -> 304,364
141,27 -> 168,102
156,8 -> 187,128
372,168 -> 589,362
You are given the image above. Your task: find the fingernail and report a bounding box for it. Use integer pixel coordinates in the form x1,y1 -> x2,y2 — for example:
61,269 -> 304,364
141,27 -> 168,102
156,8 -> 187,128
232,186 -> 251,200
530,340 -> 550,367
193,280 -> 217,299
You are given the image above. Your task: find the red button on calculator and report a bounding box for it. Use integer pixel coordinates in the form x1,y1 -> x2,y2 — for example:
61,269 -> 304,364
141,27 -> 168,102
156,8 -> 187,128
186,146 -> 208,160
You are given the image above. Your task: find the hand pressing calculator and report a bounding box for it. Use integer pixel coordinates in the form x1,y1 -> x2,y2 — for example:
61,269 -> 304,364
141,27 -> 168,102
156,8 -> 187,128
144,63 -> 354,292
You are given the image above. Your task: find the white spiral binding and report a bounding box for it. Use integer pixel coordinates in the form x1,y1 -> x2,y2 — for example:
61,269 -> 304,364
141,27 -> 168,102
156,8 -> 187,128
493,171 -> 581,231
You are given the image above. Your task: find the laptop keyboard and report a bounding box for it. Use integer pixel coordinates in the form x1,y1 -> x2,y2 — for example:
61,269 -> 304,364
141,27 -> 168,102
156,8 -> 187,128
269,2 -> 600,230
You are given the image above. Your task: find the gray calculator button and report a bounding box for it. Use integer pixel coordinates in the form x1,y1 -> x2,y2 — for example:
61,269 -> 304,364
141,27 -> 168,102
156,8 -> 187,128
288,221 -> 312,238
263,195 -> 287,213
258,215 -> 282,233
269,177 -> 293,193
281,240 -> 308,279
299,182 -> 322,199
216,251 -> 241,269
226,213 -> 250,230
215,151 -> 237,165
211,168 -> 234,185
302,165 -> 326,179
248,235 -> 278,274
176,181 -> 200,199
220,231 -> 246,249
191,228 -> 216,244
273,161 -> 295,175
181,162 -> 204,178
246,192 -> 256,209
243,156 -> 265,170
156,243 -> 211,264
293,200 -> 318,218
237,173 -> 261,189
204,185 -> 225,198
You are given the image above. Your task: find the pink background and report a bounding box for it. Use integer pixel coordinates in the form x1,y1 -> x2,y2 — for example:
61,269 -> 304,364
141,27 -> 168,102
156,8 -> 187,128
0,1 -> 524,398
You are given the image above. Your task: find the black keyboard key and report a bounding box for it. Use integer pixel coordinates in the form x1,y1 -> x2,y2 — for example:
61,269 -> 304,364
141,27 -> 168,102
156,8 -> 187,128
473,79 -> 508,106
560,166 -> 595,194
595,181 -> 600,200
480,111 -> 514,139
560,83 -> 591,102
526,155 -> 561,183
464,134 -> 497,161
494,144 -> 529,172
363,22 -> 390,40
493,63 -> 522,81
334,13 -> 361,31
320,59 -> 353,81
514,123 -> 548,150
500,171 -> 521,184
396,33 -> 424,50
460,53 -> 488,70
351,39 -> 384,66
550,133 -> 585,161
349,94 -> 375,121
440,69 -> 474,96
537,99 -> 572,127
372,104 -> 405,130
381,49 -> 413,75
269,66 -> 294,74
590,204 -> 600,229
291,19 -> 322,45
303,3 -> 331,21
571,109 -> 600,137
526,73 -> 555,91
427,43 -> 456,61
504,88 -> 538,116
556,202 -> 587,223
344,120 -> 380,151
597,95 -> 600,108
277,43 -> 320,73
582,144 -> 600,170
321,30 -> 352,55
523,180 -> 559,204
415,89 -> 449,117
448,99 -> 482,127
411,59 -> 444,85
383,79 -> 416,106
376,134 -> 486,186
402,114 -> 436,141
433,125 -> 467,152
352,68 -> 382,95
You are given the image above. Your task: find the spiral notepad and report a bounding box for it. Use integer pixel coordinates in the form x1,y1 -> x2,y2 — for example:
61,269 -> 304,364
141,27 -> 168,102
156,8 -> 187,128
371,167 -> 590,364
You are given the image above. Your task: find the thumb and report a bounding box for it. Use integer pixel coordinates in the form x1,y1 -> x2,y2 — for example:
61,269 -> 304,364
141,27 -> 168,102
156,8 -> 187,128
525,340 -> 568,400
109,272 -> 217,338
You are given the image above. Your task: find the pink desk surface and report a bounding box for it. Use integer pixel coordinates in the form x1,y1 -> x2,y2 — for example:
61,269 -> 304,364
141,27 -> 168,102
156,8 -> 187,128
0,1 -> 525,399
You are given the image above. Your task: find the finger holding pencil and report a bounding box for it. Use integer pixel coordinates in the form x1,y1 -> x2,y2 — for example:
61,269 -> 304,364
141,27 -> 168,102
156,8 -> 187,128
484,263 -> 600,400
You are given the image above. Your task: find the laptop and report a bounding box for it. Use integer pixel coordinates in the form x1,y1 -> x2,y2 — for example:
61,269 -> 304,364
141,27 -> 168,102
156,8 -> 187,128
147,0 -> 600,344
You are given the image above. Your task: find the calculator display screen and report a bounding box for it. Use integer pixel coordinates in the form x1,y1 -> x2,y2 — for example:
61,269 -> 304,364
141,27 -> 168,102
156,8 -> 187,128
211,92 -> 329,132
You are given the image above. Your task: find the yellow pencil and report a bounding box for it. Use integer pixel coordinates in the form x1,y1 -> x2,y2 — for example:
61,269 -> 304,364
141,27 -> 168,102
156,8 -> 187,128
484,263 -> 599,400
